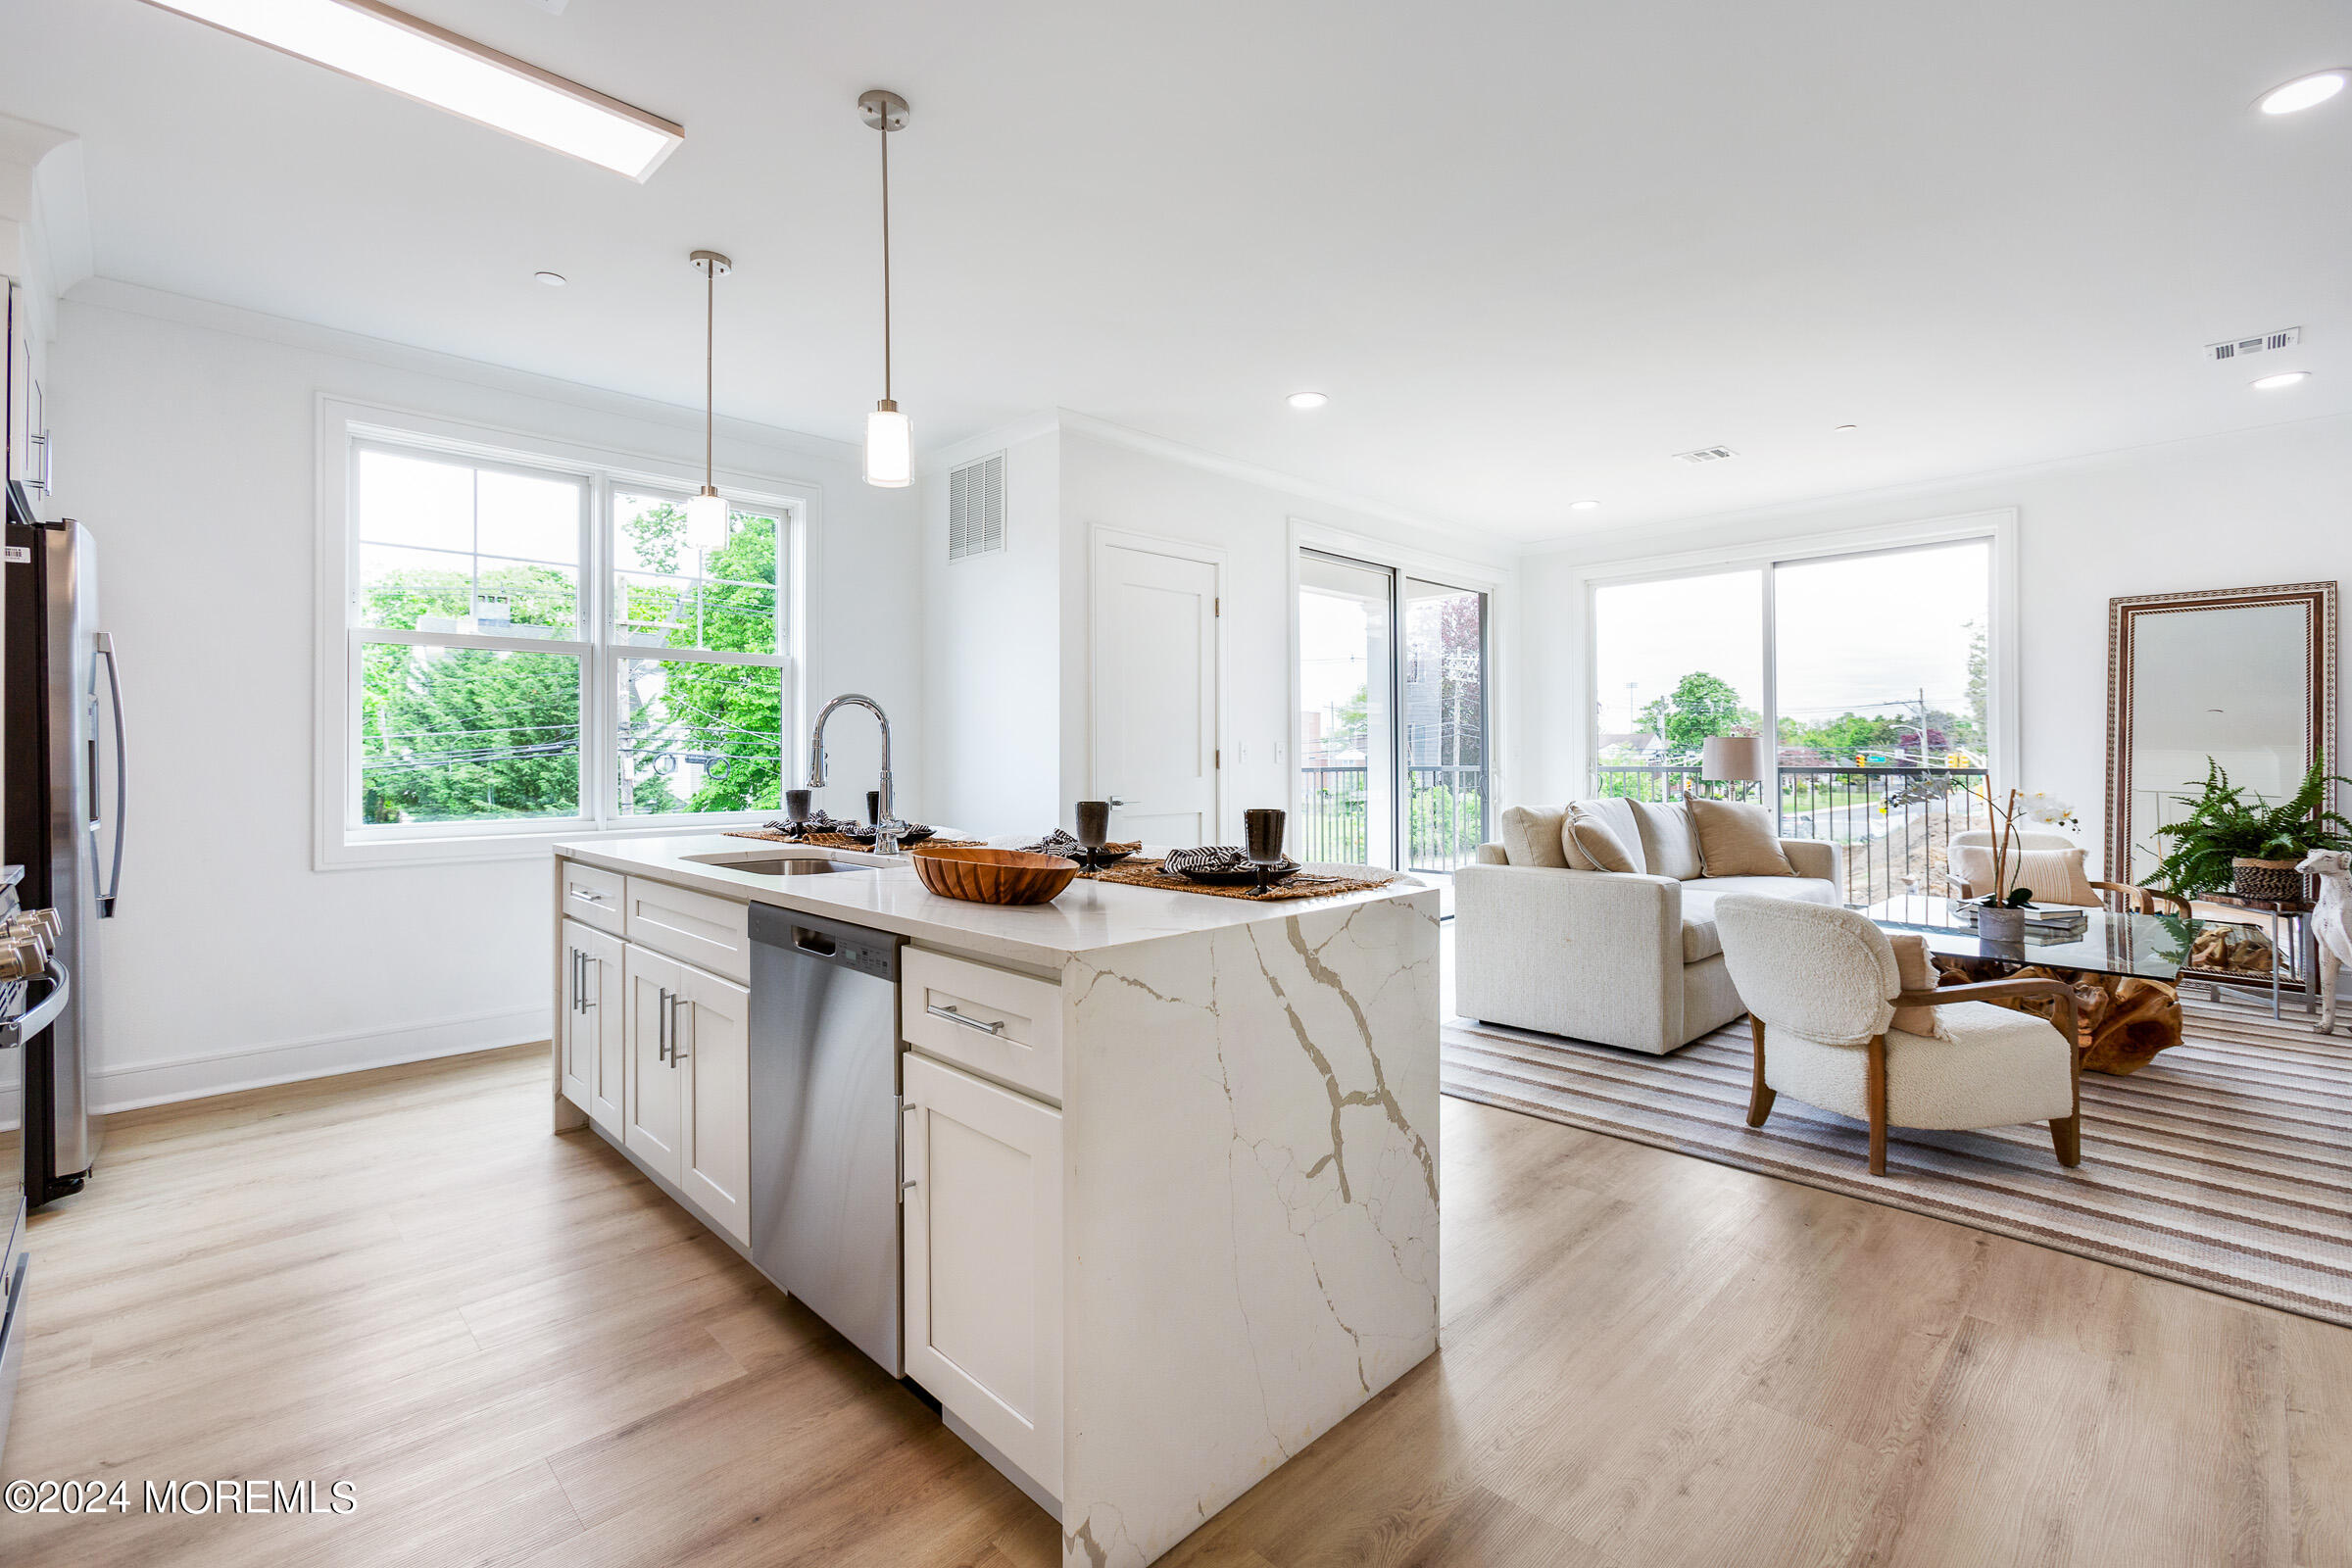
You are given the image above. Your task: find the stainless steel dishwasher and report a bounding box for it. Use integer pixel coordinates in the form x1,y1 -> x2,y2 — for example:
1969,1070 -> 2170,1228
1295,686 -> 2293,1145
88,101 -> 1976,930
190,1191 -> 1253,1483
748,904 -> 906,1375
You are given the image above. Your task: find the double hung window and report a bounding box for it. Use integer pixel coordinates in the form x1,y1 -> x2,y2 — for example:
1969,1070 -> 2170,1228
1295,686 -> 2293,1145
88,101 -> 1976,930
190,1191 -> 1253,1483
324,413 -> 800,862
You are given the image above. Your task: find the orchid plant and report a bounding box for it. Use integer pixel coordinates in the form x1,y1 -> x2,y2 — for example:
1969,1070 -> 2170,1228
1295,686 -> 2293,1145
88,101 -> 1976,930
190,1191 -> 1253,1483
1972,785 -> 2080,907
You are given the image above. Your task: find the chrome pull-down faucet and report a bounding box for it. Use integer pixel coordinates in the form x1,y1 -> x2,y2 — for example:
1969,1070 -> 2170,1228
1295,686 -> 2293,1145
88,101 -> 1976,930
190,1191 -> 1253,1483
808,693 -> 898,855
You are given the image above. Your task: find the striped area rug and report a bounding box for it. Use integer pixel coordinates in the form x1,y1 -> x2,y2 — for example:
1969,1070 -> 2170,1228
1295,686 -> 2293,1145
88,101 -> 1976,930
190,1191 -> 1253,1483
1442,1000 -> 2352,1326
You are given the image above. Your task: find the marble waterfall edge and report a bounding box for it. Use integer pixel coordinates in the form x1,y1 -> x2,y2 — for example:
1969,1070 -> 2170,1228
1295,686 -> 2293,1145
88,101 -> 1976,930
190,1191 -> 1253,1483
1058,889 -> 1442,1568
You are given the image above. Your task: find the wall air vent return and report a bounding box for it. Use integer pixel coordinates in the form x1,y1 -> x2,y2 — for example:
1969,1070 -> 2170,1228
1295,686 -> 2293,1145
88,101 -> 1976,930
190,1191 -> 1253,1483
947,452 -> 1007,561
1673,445 -> 1739,465
2206,326 -> 2301,363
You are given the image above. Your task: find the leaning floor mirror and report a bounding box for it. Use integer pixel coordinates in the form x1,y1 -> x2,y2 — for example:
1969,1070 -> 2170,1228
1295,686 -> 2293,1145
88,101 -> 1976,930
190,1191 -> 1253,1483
2106,580 -> 2338,894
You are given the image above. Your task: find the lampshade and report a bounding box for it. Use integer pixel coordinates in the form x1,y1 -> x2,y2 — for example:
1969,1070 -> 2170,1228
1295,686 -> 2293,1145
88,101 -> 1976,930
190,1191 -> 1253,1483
685,488 -> 730,551
1701,735 -> 1766,782
864,402 -> 912,488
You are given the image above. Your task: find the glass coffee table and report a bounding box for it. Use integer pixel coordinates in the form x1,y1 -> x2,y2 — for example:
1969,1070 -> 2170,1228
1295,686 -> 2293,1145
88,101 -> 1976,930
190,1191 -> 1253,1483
1860,895 -> 2266,1074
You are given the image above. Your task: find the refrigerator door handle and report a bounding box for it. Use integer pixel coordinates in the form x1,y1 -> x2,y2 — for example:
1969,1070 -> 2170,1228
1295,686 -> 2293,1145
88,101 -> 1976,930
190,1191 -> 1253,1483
94,631 -> 126,918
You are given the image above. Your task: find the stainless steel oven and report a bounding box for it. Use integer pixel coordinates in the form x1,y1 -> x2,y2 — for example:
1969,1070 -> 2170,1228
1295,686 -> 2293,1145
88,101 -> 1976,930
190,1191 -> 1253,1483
0,862 -> 73,1464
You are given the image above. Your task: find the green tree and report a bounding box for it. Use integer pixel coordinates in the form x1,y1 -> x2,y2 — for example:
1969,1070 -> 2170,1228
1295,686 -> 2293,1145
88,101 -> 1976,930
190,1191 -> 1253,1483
1640,671 -> 1756,761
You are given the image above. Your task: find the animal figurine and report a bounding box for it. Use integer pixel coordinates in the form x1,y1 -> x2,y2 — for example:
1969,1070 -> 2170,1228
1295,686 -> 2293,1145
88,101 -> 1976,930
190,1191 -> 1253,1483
2299,849 -> 2352,1036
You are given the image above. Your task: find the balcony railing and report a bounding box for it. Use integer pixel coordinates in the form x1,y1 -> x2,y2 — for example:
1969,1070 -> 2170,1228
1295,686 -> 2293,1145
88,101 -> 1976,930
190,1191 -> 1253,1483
1594,763 -> 1991,906
1297,763 -> 1490,874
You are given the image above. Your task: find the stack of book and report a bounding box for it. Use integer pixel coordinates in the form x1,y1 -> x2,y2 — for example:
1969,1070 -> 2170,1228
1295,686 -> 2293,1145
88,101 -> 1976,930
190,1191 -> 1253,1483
1956,901 -> 2090,937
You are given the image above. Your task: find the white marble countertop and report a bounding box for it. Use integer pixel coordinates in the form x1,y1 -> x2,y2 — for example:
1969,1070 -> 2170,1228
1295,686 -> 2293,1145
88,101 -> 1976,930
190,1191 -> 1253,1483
554,833 -> 1435,970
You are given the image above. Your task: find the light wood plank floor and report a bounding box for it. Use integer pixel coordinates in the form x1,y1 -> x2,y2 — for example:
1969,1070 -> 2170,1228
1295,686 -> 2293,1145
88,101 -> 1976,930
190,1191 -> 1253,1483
1,1044 -> 2345,1567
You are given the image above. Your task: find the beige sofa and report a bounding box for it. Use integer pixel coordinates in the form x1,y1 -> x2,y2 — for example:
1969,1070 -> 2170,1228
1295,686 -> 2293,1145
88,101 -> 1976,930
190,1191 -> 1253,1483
1454,796 -> 1843,1054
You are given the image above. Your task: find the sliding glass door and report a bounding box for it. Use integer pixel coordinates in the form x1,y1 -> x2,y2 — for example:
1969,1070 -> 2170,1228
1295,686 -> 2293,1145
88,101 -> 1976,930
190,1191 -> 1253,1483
1298,551 -> 1491,875
1589,537 -> 1994,906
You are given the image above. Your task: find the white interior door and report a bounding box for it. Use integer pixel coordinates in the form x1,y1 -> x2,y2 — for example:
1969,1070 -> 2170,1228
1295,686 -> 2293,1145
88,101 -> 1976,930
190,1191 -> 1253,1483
1093,537 -> 1220,848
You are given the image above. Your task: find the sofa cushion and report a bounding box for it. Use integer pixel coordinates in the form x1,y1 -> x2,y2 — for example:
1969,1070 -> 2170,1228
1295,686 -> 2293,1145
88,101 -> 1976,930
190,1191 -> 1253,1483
1688,796 -> 1797,878
1682,918 -> 1724,963
1629,799 -> 1703,880
1679,875 -> 1841,924
1569,797 -> 1647,874
1565,806 -> 1637,873
1498,804 -> 1570,868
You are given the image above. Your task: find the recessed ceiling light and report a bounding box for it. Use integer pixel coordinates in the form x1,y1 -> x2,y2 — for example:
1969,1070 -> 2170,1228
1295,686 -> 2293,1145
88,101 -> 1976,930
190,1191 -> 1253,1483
132,0 -> 685,180
2251,370 -> 2312,390
2258,70 -> 2348,116
1568,499 -> 1600,512
533,270 -> 566,287
1287,391 -> 1329,410
1833,423 -> 1859,433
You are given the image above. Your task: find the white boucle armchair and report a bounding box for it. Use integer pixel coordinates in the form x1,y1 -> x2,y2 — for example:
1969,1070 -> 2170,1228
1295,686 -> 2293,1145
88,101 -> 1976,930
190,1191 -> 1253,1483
1453,798 -> 1844,1054
1712,895 -> 2082,1175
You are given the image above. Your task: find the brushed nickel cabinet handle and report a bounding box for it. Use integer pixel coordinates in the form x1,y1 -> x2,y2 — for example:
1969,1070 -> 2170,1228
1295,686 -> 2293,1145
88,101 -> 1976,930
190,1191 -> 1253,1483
926,1003 -> 1005,1036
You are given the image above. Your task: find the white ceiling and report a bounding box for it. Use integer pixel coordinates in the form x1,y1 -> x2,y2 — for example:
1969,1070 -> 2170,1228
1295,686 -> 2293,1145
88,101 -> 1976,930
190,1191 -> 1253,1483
4,0 -> 2348,541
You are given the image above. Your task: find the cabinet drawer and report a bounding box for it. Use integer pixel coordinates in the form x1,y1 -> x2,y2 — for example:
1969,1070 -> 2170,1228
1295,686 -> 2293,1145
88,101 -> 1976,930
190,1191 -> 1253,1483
903,947 -> 1062,1103
560,859 -> 625,935
624,877 -> 752,984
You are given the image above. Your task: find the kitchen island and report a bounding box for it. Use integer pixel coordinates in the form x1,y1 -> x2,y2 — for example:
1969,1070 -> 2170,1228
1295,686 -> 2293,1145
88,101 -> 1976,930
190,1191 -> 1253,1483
549,834 -> 1442,1568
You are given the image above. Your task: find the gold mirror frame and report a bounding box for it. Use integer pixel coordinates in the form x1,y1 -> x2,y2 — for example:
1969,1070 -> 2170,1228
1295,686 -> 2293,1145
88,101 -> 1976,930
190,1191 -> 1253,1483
2105,580 -> 2337,887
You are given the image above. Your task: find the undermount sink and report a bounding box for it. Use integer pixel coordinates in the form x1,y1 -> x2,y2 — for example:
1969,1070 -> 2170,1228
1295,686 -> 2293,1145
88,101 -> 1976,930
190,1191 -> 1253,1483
685,851 -> 875,877
733,858 -> 872,877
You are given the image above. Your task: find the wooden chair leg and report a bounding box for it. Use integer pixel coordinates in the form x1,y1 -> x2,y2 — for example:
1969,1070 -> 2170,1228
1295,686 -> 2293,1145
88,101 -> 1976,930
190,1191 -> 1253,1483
1865,1033 -> 1888,1176
1745,1016 -> 1776,1128
2050,1113 -> 2082,1166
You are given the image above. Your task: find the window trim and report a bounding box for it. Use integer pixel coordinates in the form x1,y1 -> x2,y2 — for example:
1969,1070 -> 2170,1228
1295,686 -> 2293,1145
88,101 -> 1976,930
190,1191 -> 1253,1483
315,397 -> 817,870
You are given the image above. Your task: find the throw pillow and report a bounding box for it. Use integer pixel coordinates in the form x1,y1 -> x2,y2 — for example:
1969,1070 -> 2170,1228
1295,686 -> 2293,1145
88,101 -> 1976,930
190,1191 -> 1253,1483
1887,934 -> 1951,1039
1497,805 -> 1570,869
1628,799 -> 1704,880
1565,806 -> 1637,874
1686,796 -> 1797,878
1999,846 -> 2101,908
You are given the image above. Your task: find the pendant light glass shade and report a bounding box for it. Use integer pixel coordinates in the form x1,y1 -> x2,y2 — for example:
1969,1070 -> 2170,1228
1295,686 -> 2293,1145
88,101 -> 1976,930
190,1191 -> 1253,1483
864,400 -> 912,488
685,487 -> 730,551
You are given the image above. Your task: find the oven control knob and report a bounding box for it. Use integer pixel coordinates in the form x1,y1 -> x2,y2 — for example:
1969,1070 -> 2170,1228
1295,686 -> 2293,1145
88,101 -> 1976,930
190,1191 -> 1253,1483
4,909 -> 60,949
0,935 -> 47,983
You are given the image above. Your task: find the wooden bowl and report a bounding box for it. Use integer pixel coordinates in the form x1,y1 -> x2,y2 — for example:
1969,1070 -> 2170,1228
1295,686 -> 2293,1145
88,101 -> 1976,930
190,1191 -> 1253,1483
910,845 -> 1078,906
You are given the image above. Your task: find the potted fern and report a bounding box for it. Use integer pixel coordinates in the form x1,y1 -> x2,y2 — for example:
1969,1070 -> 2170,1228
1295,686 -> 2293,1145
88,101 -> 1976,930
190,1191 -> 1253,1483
2146,755 -> 2352,903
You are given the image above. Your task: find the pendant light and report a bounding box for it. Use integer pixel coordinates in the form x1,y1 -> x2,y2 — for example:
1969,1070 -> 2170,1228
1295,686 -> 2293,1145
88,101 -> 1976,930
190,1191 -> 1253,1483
859,89 -> 912,487
686,248 -> 733,550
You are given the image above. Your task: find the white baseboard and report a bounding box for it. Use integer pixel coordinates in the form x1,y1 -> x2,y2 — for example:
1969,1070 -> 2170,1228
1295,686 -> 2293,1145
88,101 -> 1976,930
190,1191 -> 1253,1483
88,1005 -> 548,1115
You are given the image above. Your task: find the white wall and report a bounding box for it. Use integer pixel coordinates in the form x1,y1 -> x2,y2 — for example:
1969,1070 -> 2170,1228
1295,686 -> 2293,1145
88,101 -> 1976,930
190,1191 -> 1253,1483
1055,425 -> 1521,842
917,427 -> 1060,838
1519,415 -> 2352,872
46,284 -> 922,1110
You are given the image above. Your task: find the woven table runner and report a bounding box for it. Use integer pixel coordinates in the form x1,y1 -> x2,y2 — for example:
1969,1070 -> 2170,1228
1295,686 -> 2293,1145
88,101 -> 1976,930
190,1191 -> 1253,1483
1078,857 -> 1401,902
723,829 -> 984,852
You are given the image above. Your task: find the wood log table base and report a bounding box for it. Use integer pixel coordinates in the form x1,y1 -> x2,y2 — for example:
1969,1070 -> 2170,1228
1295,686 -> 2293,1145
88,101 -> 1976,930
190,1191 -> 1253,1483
1931,955 -> 2182,1075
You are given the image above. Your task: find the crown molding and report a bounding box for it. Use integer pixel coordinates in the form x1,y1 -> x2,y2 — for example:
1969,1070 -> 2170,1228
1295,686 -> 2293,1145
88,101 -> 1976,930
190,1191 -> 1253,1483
63,275 -> 864,466
917,411 -> 1062,475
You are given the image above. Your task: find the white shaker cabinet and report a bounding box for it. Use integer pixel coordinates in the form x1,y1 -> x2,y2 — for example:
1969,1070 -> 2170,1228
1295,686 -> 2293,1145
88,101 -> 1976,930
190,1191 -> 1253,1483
559,919 -> 624,1137
902,1051 -> 1064,1500
674,961 -> 752,1247
619,940 -> 751,1246
623,945 -> 686,1185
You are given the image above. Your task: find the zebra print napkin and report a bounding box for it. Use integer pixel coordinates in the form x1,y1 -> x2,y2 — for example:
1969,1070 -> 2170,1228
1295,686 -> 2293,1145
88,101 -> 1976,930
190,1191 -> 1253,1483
1160,846 -> 1255,875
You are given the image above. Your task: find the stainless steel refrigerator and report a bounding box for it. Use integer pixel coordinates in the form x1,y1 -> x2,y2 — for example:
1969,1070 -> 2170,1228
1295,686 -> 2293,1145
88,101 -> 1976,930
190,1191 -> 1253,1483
3,505 -> 124,1208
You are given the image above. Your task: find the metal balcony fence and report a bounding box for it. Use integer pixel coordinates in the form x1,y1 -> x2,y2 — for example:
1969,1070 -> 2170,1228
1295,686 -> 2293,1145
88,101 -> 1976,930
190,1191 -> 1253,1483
1594,763 -> 1992,906
1297,763 -> 1490,874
